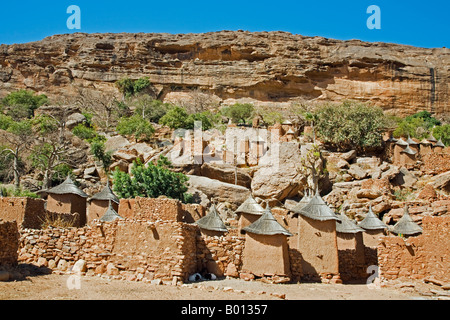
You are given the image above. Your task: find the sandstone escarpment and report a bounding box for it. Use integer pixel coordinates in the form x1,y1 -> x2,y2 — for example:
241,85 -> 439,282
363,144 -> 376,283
0,31 -> 448,116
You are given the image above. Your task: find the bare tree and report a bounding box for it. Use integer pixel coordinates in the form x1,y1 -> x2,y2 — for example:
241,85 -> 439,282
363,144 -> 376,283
74,88 -> 129,132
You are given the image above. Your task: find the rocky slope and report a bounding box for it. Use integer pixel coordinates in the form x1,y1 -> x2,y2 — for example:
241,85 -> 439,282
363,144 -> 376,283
0,31 -> 448,117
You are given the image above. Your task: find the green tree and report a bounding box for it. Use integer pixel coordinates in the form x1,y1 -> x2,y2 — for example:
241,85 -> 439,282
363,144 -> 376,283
116,115 -> 155,142
112,156 -> 191,203
116,77 -> 151,99
221,103 -> 255,124
90,138 -> 113,173
159,106 -> 189,129
133,96 -> 171,123
313,101 -> 387,152
433,124 -> 450,146
393,110 -> 442,140
1,90 -> 48,120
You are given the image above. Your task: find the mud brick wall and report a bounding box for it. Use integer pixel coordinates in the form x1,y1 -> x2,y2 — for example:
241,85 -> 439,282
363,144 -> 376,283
18,219 -> 198,282
118,197 -> 205,223
0,197 -> 46,229
378,216 -> 450,283
0,219 -> 19,267
338,249 -> 369,282
196,233 -> 245,278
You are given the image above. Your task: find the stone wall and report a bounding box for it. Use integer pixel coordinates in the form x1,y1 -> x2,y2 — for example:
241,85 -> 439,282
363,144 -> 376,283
0,197 -> 46,229
196,232 -> 245,278
0,219 -> 19,267
378,216 -> 450,283
18,219 -> 198,282
117,197 -> 203,223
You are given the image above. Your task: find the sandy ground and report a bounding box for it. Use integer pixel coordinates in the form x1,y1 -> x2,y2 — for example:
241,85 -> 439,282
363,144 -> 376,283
0,272 -> 435,301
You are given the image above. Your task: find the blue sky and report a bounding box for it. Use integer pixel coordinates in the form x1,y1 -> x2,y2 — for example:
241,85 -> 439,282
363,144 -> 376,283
0,0 -> 448,48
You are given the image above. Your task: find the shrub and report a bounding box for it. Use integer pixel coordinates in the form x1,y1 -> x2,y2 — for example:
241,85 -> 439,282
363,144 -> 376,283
116,77 -> 151,98
159,106 -> 189,129
393,110 -> 441,139
116,115 -> 155,142
433,124 -> 450,146
112,156 -> 191,203
72,124 -> 101,143
313,101 -> 387,151
2,90 -> 48,120
221,103 -> 254,124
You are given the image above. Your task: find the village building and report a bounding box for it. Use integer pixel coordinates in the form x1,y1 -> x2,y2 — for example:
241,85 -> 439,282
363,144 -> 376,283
235,195 -> 266,233
419,139 -> 433,157
88,182 -> 120,224
241,205 -> 292,280
358,204 -> 388,248
336,212 -> 366,282
400,145 -> 417,167
393,138 -> 408,165
99,200 -> 124,222
433,138 -> 445,153
406,135 -> 419,154
44,176 -> 88,227
195,204 -> 228,237
289,189 -> 341,281
391,206 -> 423,237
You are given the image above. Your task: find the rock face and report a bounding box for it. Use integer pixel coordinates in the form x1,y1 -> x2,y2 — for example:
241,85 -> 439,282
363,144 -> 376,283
0,31 -> 448,117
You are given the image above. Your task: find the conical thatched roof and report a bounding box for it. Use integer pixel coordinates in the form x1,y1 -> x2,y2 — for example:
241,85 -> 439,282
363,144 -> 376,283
395,138 -> 409,146
391,206 -> 422,236
45,176 -> 88,198
420,139 -> 432,145
243,206 -> 292,236
435,138 -> 445,148
235,195 -> 265,216
406,135 -> 419,145
297,190 -> 340,222
100,201 -> 123,222
358,205 -> 388,231
401,145 -> 417,155
427,133 -> 437,143
291,190 -> 312,215
195,205 -> 228,232
90,181 -> 120,204
336,213 -> 364,234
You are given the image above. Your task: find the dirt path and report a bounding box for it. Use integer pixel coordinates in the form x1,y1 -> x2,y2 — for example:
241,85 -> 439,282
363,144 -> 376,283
0,273 -> 427,300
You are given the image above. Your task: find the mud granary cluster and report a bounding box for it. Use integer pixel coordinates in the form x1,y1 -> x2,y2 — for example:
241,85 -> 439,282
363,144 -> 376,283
1,169 -> 448,285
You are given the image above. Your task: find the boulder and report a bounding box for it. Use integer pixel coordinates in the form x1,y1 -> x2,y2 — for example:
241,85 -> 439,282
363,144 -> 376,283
348,164 -> 368,180
200,162 -> 252,188
356,189 -> 382,199
340,150 -> 357,162
431,171 -> 450,191
251,142 -> 306,201
105,135 -> 131,153
187,175 -> 251,207
391,167 -> 418,188
66,112 -> 87,130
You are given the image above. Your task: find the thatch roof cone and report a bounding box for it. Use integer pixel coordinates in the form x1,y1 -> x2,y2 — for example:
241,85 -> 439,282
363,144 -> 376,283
401,145 -> 417,155
90,180 -> 120,204
100,200 -> 123,222
435,138 -> 445,148
336,212 -> 364,234
391,206 -> 422,236
297,188 -> 340,222
358,204 -> 388,231
291,189 -> 312,214
243,203 -> 292,236
395,138 -> 409,146
235,195 -> 265,216
45,175 -> 88,198
195,204 -> 228,232
406,135 -> 418,145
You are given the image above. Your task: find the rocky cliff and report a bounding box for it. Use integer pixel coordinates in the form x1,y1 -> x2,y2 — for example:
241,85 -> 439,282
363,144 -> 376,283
0,31 -> 448,116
